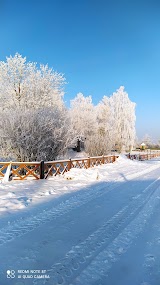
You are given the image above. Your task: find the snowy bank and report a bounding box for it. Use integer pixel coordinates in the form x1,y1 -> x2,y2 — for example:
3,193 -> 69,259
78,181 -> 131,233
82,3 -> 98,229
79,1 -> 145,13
0,155 -> 160,216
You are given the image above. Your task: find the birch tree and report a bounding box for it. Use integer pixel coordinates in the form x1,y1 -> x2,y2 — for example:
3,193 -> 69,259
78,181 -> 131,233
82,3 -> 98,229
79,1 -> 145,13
69,87 -> 136,155
69,93 -> 97,154
109,86 -> 136,152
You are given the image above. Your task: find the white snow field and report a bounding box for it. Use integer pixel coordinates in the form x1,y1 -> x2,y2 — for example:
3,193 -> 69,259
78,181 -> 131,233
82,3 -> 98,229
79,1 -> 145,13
1,156 -> 160,285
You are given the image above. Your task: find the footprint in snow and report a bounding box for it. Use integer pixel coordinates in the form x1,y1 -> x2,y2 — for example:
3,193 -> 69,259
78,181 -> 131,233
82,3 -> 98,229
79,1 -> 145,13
117,247 -> 125,254
145,254 -> 155,262
144,254 -> 155,268
71,258 -> 79,270
61,265 -> 72,277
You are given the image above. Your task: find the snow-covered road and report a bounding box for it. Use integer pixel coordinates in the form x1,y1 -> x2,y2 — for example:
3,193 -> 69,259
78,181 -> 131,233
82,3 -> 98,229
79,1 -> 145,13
1,156 -> 160,285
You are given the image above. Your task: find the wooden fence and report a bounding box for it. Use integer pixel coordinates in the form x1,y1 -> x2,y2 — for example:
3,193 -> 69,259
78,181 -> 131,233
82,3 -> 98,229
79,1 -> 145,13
0,155 -> 118,181
1,152 -> 160,181
126,151 -> 160,161
0,161 -> 41,181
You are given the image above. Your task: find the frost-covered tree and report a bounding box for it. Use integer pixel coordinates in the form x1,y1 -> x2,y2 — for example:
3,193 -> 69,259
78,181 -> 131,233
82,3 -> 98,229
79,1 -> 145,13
0,53 -> 65,111
96,96 -> 114,154
109,86 -> 136,152
69,93 -> 97,154
0,53 -> 70,161
0,54 -> 136,160
0,108 -> 70,161
70,92 -> 110,156
88,86 -> 136,155
69,87 -> 136,155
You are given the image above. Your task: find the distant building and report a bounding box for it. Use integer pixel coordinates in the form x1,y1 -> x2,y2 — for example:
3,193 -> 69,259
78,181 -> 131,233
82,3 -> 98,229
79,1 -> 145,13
140,143 -> 146,150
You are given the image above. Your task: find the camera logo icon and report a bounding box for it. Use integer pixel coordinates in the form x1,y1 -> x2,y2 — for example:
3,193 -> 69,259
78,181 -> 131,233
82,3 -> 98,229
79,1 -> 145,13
7,270 -> 15,278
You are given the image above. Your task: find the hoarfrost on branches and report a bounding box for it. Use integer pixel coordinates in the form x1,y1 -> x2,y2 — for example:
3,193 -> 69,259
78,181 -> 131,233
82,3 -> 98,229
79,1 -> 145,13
0,53 -> 70,161
69,93 -> 97,146
109,86 -> 136,152
0,53 -> 136,161
69,87 -> 136,156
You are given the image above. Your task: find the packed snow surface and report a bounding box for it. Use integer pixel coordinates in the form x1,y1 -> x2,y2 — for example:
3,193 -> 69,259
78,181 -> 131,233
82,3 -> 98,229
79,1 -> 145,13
1,156 -> 160,284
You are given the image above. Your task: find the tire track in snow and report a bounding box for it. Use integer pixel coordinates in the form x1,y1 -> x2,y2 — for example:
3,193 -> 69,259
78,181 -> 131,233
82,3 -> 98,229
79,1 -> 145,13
38,177 -> 160,285
0,163 -> 159,247
72,186 -> 160,285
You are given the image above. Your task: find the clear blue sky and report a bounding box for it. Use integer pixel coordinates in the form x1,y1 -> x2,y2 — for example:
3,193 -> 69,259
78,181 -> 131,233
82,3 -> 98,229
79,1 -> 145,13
0,0 -> 160,141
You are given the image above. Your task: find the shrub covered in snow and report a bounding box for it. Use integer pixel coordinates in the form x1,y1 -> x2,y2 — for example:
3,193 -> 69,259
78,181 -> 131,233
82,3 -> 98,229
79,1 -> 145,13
0,54 -> 71,161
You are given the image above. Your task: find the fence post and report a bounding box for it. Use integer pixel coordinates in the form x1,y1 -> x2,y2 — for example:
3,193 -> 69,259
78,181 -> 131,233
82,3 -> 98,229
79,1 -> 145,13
68,158 -> 72,170
112,155 -> 116,162
88,157 -> 90,168
40,161 -> 44,179
77,139 -> 81,152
